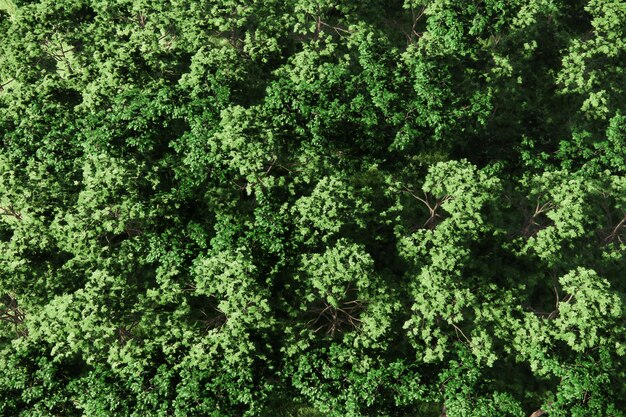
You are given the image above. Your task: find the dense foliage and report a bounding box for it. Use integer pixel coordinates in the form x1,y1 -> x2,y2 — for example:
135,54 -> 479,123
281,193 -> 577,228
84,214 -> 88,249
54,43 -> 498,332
0,0 -> 625,416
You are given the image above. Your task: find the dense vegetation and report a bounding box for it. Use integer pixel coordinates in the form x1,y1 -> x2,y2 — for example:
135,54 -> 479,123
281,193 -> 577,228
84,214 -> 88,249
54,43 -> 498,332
0,0 -> 625,416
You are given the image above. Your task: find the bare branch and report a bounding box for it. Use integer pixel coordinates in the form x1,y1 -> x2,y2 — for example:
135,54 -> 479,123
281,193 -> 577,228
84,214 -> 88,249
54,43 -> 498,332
603,213 -> 626,244
0,205 -> 22,220
450,322 -> 471,345
0,78 -> 15,92
521,198 -> 555,238
306,296 -> 366,336
137,12 -> 147,28
399,185 -> 450,230
319,21 -> 353,38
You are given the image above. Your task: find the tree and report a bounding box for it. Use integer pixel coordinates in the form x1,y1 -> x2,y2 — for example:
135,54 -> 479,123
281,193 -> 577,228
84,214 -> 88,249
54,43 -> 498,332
0,1 -> 624,416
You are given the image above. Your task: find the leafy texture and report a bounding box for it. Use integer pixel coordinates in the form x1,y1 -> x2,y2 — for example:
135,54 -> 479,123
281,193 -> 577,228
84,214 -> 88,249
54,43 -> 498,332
0,0 -> 624,416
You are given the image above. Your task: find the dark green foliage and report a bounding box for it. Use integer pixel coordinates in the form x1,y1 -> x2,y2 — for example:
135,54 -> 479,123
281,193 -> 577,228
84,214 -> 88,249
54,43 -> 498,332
0,0 -> 625,416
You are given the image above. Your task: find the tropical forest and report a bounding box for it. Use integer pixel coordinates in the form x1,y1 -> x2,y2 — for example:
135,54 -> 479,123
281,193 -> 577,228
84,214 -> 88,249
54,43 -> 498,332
0,0 -> 625,416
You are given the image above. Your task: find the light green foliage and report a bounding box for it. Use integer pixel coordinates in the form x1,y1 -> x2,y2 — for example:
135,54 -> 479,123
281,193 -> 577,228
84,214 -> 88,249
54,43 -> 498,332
0,0 -> 15,17
193,248 -> 273,334
294,176 -> 374,244
0,1 -> 624,416
554,268 -> 621,351
437,348 -> 525,417
558,0 -> 626,119
401,161 -> 501,363
523,171 -> 593,266
294,239 -> 396,347
555,0 -> 626,170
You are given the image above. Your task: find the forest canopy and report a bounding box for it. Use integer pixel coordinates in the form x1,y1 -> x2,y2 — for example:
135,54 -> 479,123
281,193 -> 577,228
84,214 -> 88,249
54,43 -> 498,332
0,0 -> 625,416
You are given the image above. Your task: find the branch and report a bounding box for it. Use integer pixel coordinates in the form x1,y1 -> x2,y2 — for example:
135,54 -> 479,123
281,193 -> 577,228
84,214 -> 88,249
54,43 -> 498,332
521,198 -> 555,237
0,205 -> 22,220
603,213 -> 626,244
0,78 -> 14,92
409,6 -> 426,42
450,322 -> 471,345
319,21 -> 353,38
137,12 -> 147,28
400,185 -> 450,229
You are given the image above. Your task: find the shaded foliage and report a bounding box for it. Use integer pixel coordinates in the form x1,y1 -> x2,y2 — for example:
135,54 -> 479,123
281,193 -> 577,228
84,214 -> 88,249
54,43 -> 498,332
0,0 -> 625,416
